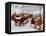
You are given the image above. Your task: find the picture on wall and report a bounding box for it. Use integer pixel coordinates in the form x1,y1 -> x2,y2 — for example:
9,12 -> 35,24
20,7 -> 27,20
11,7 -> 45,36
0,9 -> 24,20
5,2 -> 45,34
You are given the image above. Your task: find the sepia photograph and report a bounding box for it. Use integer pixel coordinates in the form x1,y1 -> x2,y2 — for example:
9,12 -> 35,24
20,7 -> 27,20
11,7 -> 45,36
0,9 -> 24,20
11,4 -> 44,32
